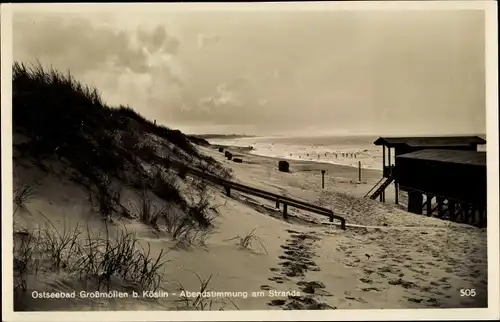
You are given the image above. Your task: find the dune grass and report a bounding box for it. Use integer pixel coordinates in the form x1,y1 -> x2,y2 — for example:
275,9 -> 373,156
13,215 -> 169,293
13,179 -> 39,215
225,228 -> 268,254
175,271 -> 240,311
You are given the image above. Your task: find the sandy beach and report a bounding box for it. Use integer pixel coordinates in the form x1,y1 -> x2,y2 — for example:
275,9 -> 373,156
12,138 -> 488,311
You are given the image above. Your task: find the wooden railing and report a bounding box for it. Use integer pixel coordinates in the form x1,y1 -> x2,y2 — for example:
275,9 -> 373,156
166,158 -> 347,230
364,177 -> 386,198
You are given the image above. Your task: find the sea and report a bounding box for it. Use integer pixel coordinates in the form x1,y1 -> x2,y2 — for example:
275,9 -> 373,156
207,135 -> 385,171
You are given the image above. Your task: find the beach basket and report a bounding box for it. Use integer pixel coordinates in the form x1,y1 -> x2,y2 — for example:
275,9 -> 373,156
278,160 -> 289,172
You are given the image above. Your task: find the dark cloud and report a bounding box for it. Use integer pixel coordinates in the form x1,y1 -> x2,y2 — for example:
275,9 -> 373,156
13,14 -> 181,76
13,13 -> 186,122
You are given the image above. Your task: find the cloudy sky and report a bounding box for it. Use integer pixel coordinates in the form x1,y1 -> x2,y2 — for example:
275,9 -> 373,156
12,5 -> 486,136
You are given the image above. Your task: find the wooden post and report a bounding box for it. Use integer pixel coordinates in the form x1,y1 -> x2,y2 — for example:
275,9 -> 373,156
358,161 -> 362,182
382,146 -> 386,169
388,147 -> 391,167
283,204 -> 288,219
457,204 -> 465,222
426,194 -> 433,216
276,198 -> 280,209
478,206 -> 485,227
408,190 -> 423,214
437,197 -> 444,218
448,201 -> 456,221
225,186 -> 231,197
395,181 -> 399,205
321,170 -> 326,189
465,205 -> 472,224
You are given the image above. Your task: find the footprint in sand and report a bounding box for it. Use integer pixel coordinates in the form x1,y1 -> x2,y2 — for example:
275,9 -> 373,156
378,266 -> 396,274
268,276 -> 289,284
268,230 -> 323,290
343,261 -> 358,268
425,298 -> 441,307
301,259 -> 317,266
407,297 -> 423,303
297,281 -> 326,294
361,287 -> 381,292
388,278 -> 417,289
284,249 -> 310,257
419,286 -> 432,292
268,299 -> 286,306
359,278 -> 373,284
345,296 -> 368,303
285,295 -> 336,310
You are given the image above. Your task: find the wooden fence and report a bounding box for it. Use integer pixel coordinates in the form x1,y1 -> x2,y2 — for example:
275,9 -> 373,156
166,158 -> 347,230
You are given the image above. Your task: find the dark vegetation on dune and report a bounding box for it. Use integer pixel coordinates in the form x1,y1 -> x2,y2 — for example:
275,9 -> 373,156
12,62 -> 234,301
13,61 -> 230,213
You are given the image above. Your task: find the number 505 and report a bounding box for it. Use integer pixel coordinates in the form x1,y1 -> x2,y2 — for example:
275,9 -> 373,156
460,289 -> 476,297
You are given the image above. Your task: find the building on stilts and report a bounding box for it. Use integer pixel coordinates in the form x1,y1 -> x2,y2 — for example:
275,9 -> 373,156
365,136 -> 487,227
